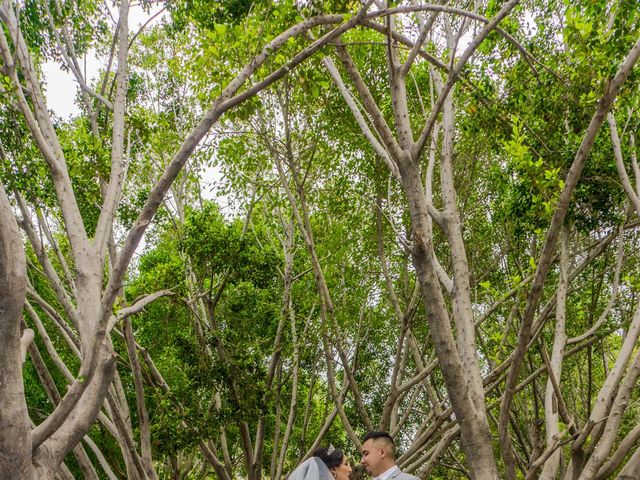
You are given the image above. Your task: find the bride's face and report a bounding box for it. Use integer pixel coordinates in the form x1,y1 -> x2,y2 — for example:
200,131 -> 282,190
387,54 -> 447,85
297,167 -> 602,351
332,456 -> 352,480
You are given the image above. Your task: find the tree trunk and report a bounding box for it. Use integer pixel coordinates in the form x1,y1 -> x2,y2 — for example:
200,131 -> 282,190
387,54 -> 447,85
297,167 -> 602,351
399,161 -> 498,480
0,183 -> 35,478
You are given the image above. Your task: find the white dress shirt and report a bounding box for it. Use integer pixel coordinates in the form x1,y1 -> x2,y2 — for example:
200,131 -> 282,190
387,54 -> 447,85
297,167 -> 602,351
375,465 -> 400,480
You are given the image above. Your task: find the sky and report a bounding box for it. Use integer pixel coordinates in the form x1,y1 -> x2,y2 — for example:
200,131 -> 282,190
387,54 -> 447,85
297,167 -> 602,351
42,3 -> 166,119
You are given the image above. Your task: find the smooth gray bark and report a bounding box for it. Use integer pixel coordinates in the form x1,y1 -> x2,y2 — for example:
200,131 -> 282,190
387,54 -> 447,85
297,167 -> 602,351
0,182 -> 34,479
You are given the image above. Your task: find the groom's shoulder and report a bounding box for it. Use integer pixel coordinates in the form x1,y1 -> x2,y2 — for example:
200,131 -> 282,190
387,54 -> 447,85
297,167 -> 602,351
392,470 -> 420,480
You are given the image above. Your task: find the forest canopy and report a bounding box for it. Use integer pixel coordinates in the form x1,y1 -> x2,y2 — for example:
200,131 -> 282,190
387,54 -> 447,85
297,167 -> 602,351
1,1 -> 640,479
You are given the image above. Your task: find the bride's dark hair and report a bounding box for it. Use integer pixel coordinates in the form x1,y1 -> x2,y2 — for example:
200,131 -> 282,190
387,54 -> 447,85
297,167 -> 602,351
313,446 -> 344,470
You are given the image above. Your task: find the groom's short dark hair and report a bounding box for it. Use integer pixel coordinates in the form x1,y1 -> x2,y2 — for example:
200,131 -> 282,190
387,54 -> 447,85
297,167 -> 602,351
362,431 -> 395,457
362,431 -> 394,444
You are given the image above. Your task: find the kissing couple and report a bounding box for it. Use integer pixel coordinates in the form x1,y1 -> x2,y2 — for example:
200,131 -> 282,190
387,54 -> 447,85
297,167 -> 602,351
289,431 -> 419,480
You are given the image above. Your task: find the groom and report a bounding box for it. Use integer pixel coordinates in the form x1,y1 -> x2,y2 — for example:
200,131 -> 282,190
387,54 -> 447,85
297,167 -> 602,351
360,431 -> 418,480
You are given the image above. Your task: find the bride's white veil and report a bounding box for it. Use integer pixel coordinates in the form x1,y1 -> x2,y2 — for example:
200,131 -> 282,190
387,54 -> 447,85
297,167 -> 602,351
287,457 -> 333,480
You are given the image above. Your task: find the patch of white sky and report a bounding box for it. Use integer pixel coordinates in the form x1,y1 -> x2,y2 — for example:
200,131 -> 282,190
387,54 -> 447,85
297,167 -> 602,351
43,2 -> 165,119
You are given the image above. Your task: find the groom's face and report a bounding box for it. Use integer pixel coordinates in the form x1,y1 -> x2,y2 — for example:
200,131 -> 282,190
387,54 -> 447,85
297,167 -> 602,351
360,439 -> 384,476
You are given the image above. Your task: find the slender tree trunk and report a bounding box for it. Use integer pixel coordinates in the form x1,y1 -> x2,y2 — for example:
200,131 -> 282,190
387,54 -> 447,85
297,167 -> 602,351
540,226 -> 570,479
124,317 -> 159,480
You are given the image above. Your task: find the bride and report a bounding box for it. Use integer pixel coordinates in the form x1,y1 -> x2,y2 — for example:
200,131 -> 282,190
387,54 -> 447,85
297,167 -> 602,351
289,446 -> 352,480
